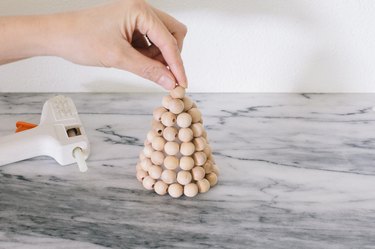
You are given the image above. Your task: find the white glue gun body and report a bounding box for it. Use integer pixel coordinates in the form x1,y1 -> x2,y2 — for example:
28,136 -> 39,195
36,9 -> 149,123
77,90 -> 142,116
0,96 -> 90,172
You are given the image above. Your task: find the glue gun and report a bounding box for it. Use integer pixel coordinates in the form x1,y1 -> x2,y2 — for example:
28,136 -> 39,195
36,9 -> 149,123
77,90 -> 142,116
0,95 -> 90,172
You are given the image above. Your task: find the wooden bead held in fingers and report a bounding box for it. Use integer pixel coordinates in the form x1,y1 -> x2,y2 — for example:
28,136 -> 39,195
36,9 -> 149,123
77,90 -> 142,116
151,151 -> 165,165
142,176 -> 156,190
191,123 -> 204,137
179,156 -> 195,170
163,126 -> 178,142
184,183 -> 198,197
143,144 -> 154,158
193,137 -> 206,151
161,169 -> 177,184
176,112 -> 192,128
162,95 -> 173,109
141,158 -> 153,171
180,142 -> 195,156
197,178 -> 210,193
188,108 -> 202,123
191,166 -> 205,181
149,165 -> 162,179
151,136 -> 166,151
164,141 -> 179,156
168,99 -> 184,115
154,181 -> 168,196
206,173 -> 218,187
182,97 -> 193,111
168,183 -> 183,198
164,156 -> 179,170
178,128 -> 193,142
161,112 -> 176,127
177,171 -> 192,185
193,151 -> 207,166
153,107 -> 168,121
136,169 -> 148,182
152,121 -> 165,136
170,86 -> 186,99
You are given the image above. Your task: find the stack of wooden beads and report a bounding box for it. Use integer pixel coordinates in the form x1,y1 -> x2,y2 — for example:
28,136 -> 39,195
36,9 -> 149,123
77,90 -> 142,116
136,86 -> 219,198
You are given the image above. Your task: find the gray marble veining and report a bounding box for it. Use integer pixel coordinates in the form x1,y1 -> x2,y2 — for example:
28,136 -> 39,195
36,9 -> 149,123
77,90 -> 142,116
1,93 -> 375,249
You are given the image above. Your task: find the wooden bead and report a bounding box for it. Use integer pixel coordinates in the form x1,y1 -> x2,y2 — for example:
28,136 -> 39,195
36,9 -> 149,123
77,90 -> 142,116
179,156 -> 195,170
182,97 -> 193,111
164,141 -> 179,156
140,158 -> 153,171
178,128 -> 193,142
206,173 -> 218,187
177,171 -> 192,185
163,126 -> 178,142
212,164 -> 220,176
161,112 -> 176,127
180,142 -> 195,156
153,107 -> 168,121
197,178 -> 210,193
203,160 -> 214,173
193,152 -> 207,166
170,86 -> 186,99
149,165 -> 162,179
168,183 -> 183,198
142,176 -> 156,190
191,123 -> 204,137
203,145 -> 212,157
193,137 -> 206,151
136,162 -> 142,171
136,169 -> 148,182
163,155 -> 179,170
139,151 -> 146,161
143,144 -> 154,158
184,183 -> 198,197
152,121 -> 165,136
147,130 -> 160,143
161,169 -> 177,184
154,181 -> 169,196
188,108 -> 202,123
162,95 -> 173,109
191,166 -> 205,181
202,129 -> 207,138
144,139 -> 151,146
151,136 -> 166,151
176,112 -> 192,128
168,99 -> 184,114
151,151 -> 165,165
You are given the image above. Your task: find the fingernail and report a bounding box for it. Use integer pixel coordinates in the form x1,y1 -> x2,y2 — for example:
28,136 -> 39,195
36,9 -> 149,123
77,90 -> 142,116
159,75 -> 176,90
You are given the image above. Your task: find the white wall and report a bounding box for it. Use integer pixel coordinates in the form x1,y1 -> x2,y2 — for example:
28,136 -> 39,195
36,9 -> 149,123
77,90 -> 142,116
0,0 -> 375,93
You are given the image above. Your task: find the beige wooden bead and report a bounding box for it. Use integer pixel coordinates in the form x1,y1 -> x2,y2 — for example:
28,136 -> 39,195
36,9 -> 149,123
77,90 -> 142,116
149,165 -> 162,179
180,142 -> 195,156
140,158 -> 153,171
143,144 -> 154,158
161,112 -> 176,127
193,137 -> 206,151
168,183 -> 183,198
212,164 -> 220,176
139,151 -> 146,161
168,99 -> 184,115
147,130 -> 160,143
164,141 -> 179,156
176,112 -> 192,128
179,156 -> 195,170
177,171 -> 192,185
206,173 -> 218,187
202,129 -> 207,138
193,151 -> 207,166
152,121 -> 165,136
151,151 -> 165,165
184,183 -> 198,197
203,145 -> 212,157
144,139 -> 151,146
142,176 -> 156,190
136,162 -> 142,171
188,108 -> 202,123
154,181 -> 169,196
151,136 -> 166,151
192,102 -> 197,108
170,86 -> 186,99
191,123 -> 204,137
153,107 -> 168,121
197,178 -> 210,193
163,126 -> 178,142
203,160 -> 214,173
163,155 -> 179,170
136,169 -> 148,182
182,97 -> 194,111
162,95 -> 173,109
178,128 -> 193,142
161,169 -> 177,184
191,166 -> 205,181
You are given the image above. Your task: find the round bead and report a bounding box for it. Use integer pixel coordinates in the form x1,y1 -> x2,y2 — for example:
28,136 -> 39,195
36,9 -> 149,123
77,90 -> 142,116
202,129 -> 207,138
212,164 -> 220,176
203,160 -> 214,173
164,141 -> 179,156
144,139 -> 151,146
193,151 -> 207,166
168,99 -> 184,115
188,108 -> 202,123
149,165 -> 162,179
161,169 -> 177,184
142,176 -> 156,190
152,121 -> 165,136
153,107 -> 168,121
191,123 -> 204,137
161,112 -> 176,127
163,126 -> 178,142
139,151 -> 146,161
162,95 -> 173,109
151,151 -> 165,165
176,112 -> 192,128
143,145 -> 154,158
136,162 -> 142,171
168,183 -> 183,198
177,171 -> 192,185
163,155 -> 179,170
154,181 -> 169,195
203,145 -> 212,157
179,156 -> 195,170
178,128 -> 193,142
147,130 -> 159,143
140,158 -> 153,171
182,97 -> 194,111
191,166 -> 205,181
197,178 -> 210,193
193,137 -> 206,151
180,142 -> 195,156
151,136 -> 166,151
136,169 -> 148,182
206,173 -> 218,187
184,183 -> 198,197
170,86 -> 186,99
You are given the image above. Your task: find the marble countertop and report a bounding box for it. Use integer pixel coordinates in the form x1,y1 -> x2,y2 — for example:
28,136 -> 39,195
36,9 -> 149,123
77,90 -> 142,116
1,93 -> 375,249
